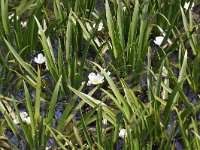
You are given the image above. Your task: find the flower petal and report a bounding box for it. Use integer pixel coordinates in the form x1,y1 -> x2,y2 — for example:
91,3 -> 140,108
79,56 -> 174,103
96,74 -> 104,81
13,118 -> 19,125
88,72 -> 96,80
119,129 -> 127,138
154,36 -> 164,46
34,53 -> 46,64
25,117 -> 31,124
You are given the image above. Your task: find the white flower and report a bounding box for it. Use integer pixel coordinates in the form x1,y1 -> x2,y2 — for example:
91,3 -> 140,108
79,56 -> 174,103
162,66 -> 168,77
123,6 -> 126,11
34,53 -> 46,64
184,2 -> 194,10
45,146 -> 51,150
8,13 -> 19,21
20,21 -> 27,28
106,71 -> 111,76
119,129 -> 127,138
8,13 -> 14,20
87,72 -> 104,85
13,112 -> 31,124
19,111 -> 28,118
13,118 -> 19,124
101,69 -> 111,76
154,36 -> 164,46
24,117 -> 31,124
93,22 -> 104,31
102,118 -> 108,125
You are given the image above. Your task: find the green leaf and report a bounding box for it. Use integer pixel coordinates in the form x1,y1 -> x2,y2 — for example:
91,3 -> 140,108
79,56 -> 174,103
56,84 -> 84,131
3,38 -> 37,80
180,7 -> 196,55
35,16 -> 59,82
91,62 -> 132,121
73,125 -> 83,147
46,76 -> 62,126
1,0 -> 11,41
173,50 -> 188,104
68,86 -> 116,125
34,69 -> 41,122
14,101 -> 34,148
0,101 -> 18,138
105,0 -> 118,58
117,1 -> 124,49
23,81 -> 36,136
80,112 -> 93,149
192,52 -> 200,92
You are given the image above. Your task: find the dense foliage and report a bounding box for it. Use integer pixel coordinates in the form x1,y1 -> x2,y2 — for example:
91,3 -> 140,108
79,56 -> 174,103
0,0 -> 200,149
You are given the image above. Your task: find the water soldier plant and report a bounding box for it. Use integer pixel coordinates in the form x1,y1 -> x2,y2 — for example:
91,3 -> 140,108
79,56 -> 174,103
0,0 -> 200,149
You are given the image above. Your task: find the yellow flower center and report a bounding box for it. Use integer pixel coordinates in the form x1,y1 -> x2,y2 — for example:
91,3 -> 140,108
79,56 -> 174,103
93,79 -> 99,84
